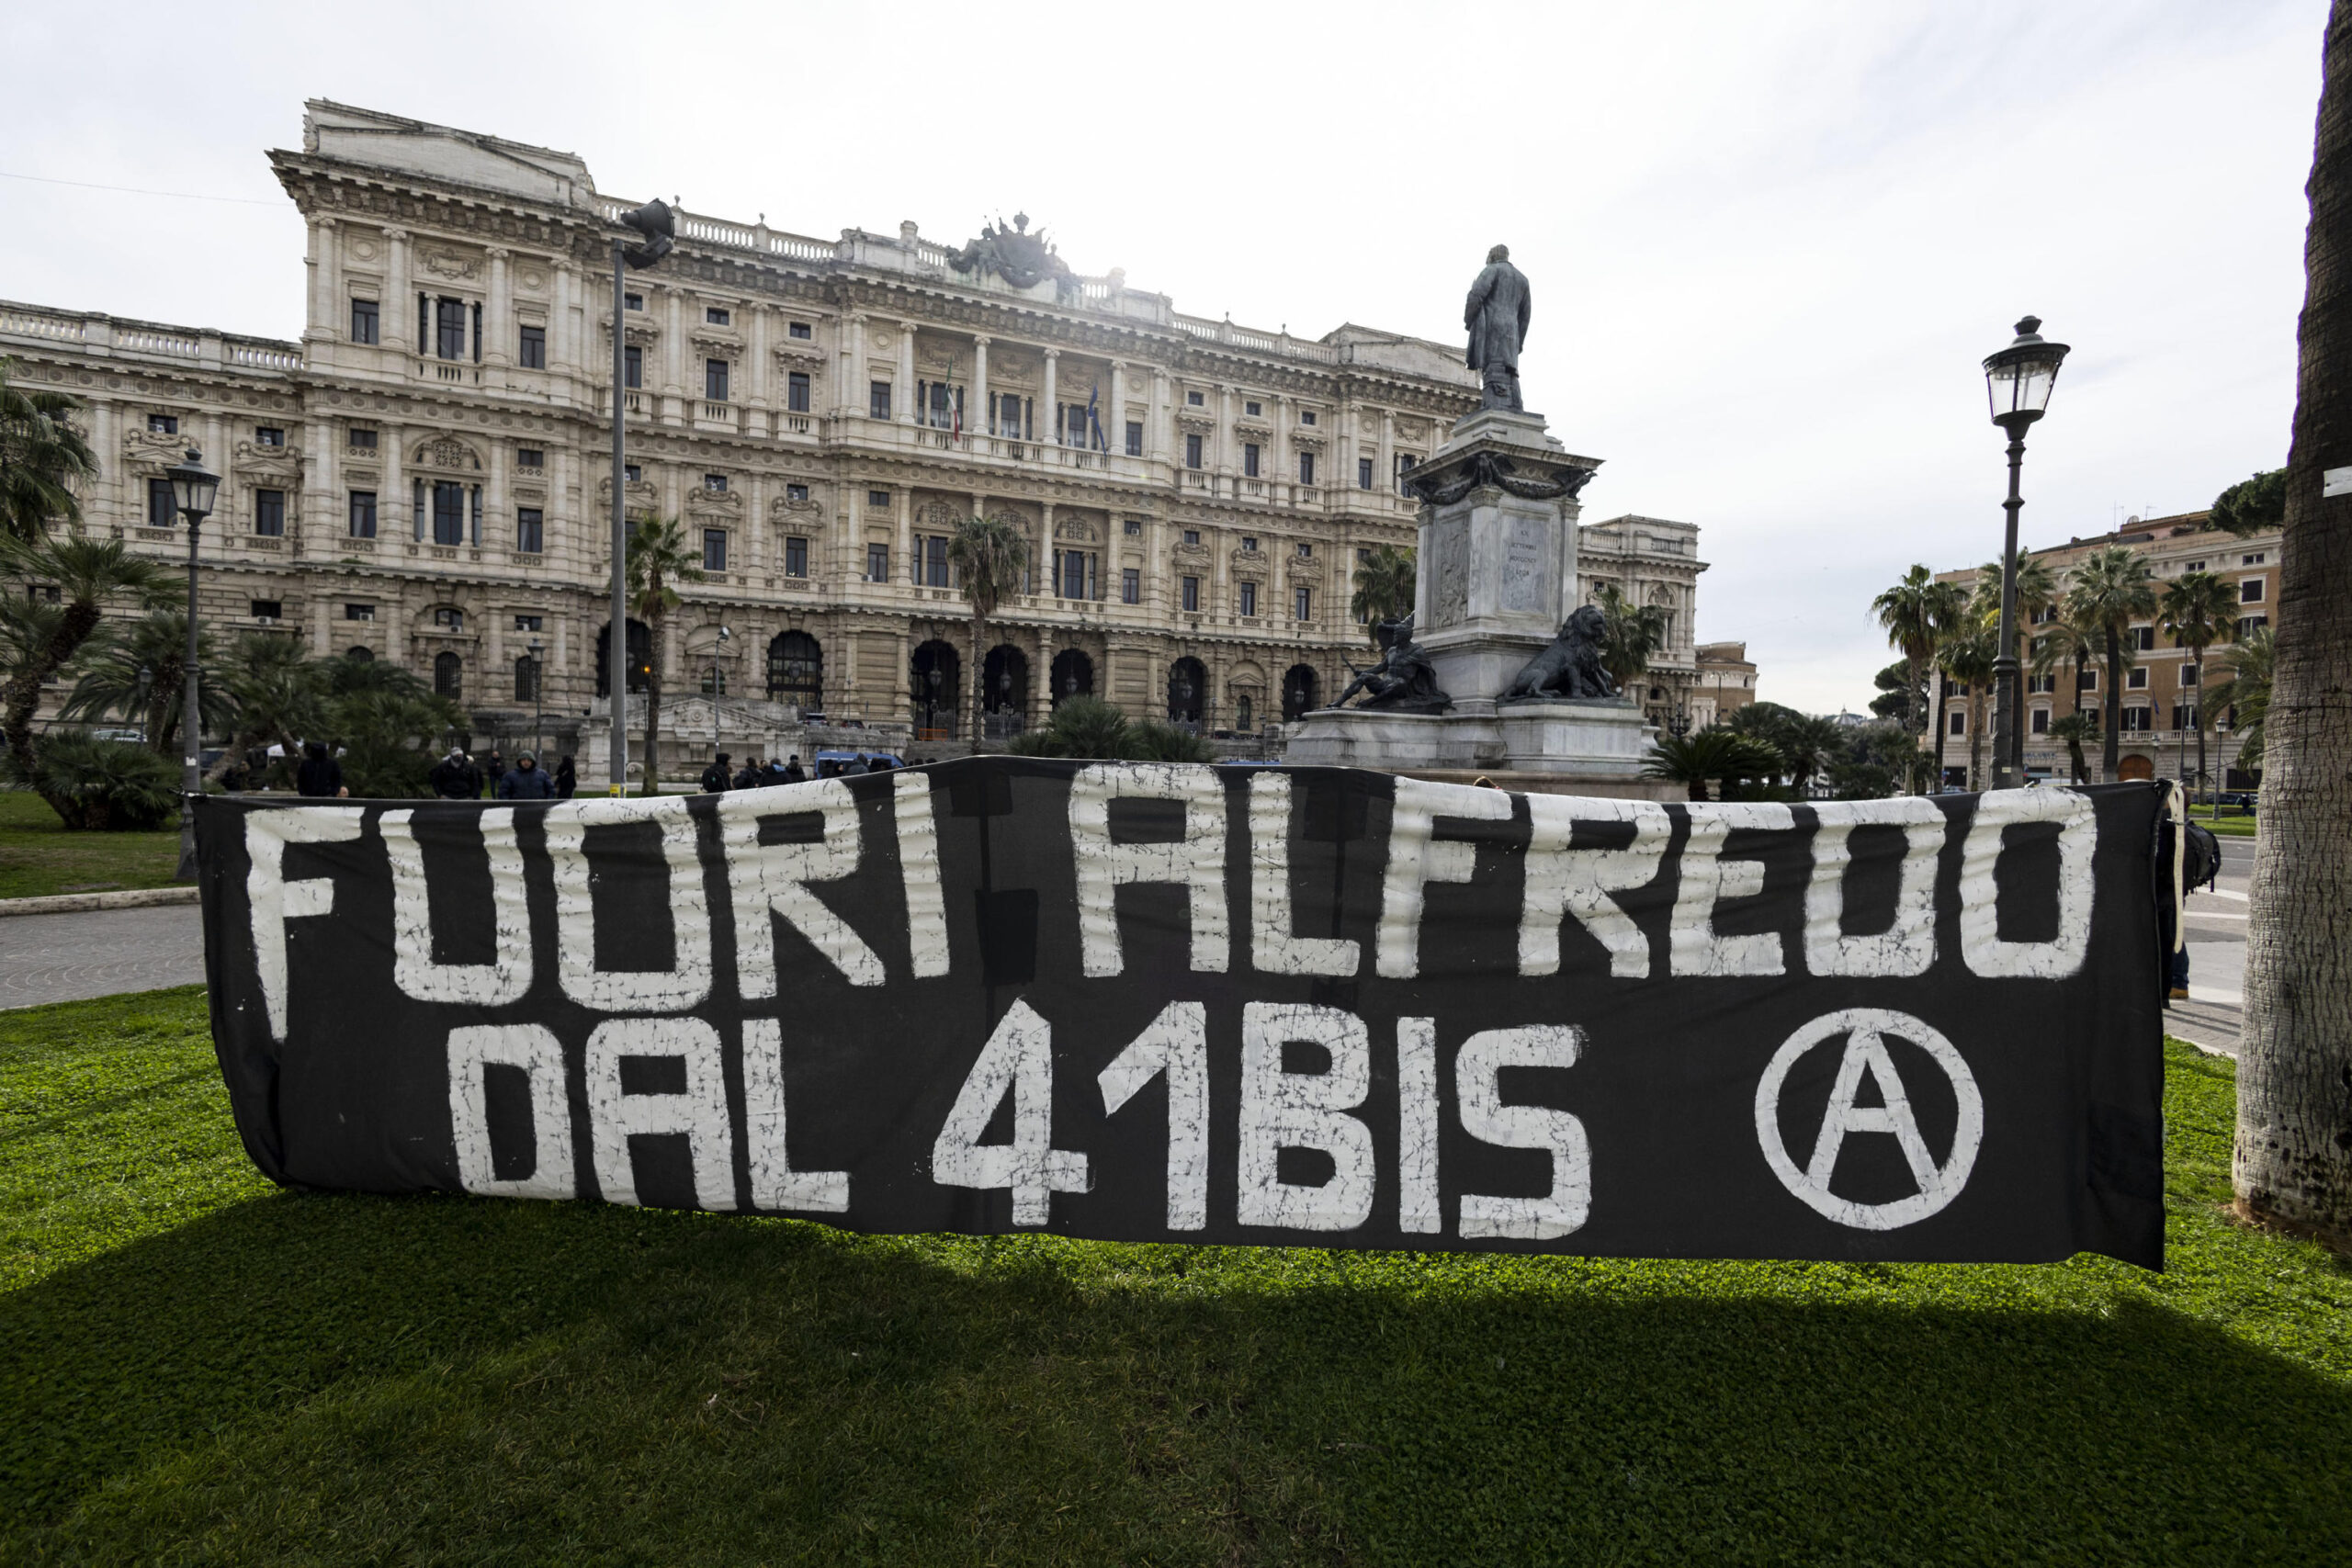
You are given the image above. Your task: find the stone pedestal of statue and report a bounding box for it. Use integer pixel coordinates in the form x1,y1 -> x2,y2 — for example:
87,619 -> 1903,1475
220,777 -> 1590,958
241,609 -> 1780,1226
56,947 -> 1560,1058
1284,405 -> 1657,784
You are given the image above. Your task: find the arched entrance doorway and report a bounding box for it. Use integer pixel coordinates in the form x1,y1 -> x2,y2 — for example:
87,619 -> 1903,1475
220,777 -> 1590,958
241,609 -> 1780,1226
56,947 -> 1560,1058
765,630 -> 822,713
2116,754 -> 2154,783
911,640 -> 960,739
1049,649 -> 1093,707
434,650 -> 463,698
1168,658 -> 1206,728
595,619 -> 652,697
1283,664 -> 1319,720
983,645 -> 1030,737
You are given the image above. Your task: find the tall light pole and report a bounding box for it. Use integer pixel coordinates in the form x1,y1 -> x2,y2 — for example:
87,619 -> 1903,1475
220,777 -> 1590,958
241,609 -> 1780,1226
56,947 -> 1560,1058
164,448 -> 219,880
1981,316 -> 2070,791
610,198 -> 674,796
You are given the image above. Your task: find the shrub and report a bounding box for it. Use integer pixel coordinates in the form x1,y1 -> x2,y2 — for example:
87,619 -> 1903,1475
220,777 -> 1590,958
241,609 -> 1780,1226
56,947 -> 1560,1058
17,728 -> 181,829
1126,719 -> 1216,764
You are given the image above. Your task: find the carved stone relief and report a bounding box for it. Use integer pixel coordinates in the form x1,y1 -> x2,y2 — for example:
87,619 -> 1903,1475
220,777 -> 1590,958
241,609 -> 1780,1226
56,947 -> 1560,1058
1430,518 -> 1470,626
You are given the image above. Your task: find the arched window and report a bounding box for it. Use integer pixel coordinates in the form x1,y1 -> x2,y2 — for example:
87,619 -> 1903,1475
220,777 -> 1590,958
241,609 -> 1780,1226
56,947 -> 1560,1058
765,631 -> 821,709
514,653 -> 541,704
1282,664 -> 1318,720
1167,658 -> 1206,725
983,644 -> 1029,725
434,650 -> 463,698
595,619 -> 652,696
1235,694 -> 1254,731
1049,649 -> 1093,707
911,640 -> 960,739
345,646 -> 375,663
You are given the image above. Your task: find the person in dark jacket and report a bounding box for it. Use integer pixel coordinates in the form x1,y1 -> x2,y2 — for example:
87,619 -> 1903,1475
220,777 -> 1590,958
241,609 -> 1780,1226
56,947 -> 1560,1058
429,748 -> 478,800
734,756 -> 763,790
779,754 -> 806,784
498,752 -> 558,800
481,750 -> 503,798
296,740 -> 347,798
554,755 -> 577,798
700,752 -> 733,794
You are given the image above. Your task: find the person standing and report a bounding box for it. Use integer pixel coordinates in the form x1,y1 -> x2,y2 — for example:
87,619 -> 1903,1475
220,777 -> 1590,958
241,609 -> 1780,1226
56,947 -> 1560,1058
481,750 -> 504,798
296,740 -> 348,799
497,751 -> 558,800
700,752 -> 733,794
734,755 -> 763,790
429,748 -> 477,800
553,754 -> 577,799
780,753 -> 807,784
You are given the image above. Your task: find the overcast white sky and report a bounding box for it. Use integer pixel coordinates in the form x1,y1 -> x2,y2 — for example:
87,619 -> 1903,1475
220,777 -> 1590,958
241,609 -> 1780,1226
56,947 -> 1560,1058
0,1 -> 2325,713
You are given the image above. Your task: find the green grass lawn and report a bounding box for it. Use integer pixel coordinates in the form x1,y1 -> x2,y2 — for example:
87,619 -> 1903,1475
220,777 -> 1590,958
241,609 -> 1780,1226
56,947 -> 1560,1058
0,789 -> 183,900
3,989 -> 2347,1564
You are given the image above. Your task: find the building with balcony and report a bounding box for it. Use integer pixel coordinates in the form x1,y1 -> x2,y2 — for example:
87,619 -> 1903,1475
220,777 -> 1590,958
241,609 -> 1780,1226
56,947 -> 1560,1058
1930,511 -> 2282,787
2,100 -> 1742,772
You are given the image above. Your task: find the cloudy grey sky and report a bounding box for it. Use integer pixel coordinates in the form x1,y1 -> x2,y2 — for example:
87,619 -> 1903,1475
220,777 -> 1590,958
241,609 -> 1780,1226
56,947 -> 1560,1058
0,1 -> 2325,712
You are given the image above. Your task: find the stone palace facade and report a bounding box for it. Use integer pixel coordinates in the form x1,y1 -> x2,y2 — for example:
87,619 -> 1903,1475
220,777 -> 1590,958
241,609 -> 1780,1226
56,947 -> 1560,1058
2,101 -> 1734,765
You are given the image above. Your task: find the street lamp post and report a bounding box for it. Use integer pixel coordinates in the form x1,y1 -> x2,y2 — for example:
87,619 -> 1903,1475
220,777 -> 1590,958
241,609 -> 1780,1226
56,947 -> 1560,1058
528,637 -> 544,760
610,198 -> 675,797
1981,316 -> 2070,791
1668,703 -> 1693,739
164,448 -> 219,881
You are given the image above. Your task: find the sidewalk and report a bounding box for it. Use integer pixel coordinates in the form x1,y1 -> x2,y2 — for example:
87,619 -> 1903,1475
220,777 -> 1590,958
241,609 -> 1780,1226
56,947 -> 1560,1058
0,904 -> 204,1010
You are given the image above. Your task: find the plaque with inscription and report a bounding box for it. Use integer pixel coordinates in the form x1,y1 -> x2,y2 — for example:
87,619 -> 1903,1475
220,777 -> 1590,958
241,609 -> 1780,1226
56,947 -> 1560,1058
1502,517 -> 1546,614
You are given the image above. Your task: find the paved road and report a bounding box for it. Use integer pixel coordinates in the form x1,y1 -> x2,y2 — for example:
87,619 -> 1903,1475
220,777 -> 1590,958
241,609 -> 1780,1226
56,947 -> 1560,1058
2167,834 -> 2255,1055
0,904 -> 205,1010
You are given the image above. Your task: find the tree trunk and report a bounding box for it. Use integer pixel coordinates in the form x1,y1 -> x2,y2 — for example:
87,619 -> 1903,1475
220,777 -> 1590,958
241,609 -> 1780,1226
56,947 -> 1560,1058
2238,0 -> 2352,1242
1923,660 -> 1944,794
2,598 -> 101,781
2101,629 -> 2123,780
2196,708 -> 2212,817
1906,653 -> 1928,794
642,604 -> 665,795
1968,710 -> 1984,794
970,610 -> 989,745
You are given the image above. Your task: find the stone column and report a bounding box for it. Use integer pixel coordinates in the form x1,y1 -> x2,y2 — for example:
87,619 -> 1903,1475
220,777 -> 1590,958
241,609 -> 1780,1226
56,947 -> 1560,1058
384,228 -> 411,357
747,304 -> 770,412
1040,502 -> 1057,596
898,488 -> 915,583
484,247 -> 512,367
1149,368 -> 1169,464
549,260 -> 575,376
1042,349 -> 1058,444
662,284 -> 685,404
305,217 -> 336,344
1216,385 -> 1234,480
972,337 -> 990,446
897,320 -> 918,425
842,313 -> 866,419
1108,360 -> 1126,455
1377,408 -> 1396,505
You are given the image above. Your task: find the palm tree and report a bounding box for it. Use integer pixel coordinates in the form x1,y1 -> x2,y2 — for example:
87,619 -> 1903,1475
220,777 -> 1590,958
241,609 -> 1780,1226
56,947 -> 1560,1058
944,512 -> 1030,740
2236,0 -> 2352,1239
623,517 -> 706,794
57,607 -> 224,756
1939,619 -> 1998,791
1977,552 -> 2060,627
1871,566 -> 1964,793
203,634 -> 323,785
0,358 -> 99,542
1724,702 -> 1846,795
0,534 -> 169,784
2206,626 -> 2275,779
1349,544 -> 1417,643
2158,570 -> 2242,812
1592,581 -> 1668,695
2047,712 -> 2096,785
2063,545 -> 2155,779
1641,728 -> 1784,803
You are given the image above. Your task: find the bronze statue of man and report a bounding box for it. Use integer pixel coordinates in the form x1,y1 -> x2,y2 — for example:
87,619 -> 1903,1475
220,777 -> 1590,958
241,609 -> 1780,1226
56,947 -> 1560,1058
1464,244 -> 1532,412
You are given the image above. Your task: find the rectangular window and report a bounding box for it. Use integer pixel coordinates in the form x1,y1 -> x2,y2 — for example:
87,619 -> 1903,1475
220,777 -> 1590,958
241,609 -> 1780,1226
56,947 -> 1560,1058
516,508 -> 544,553
1185,433 -> 1204,468
1298,451 -> 1315,485
624,344 -> 643,389
1061,551 -> 1088,599
788,321 -> 812,339
518,324 -> 546,368
703,528 -> 728,571
432,481 -> 465,546
517,446 -> 542,470
625,292 -> 643,311
472,300 -> 482,362
1244,443 -> 1261,478
1125,421 -> 1142,456
2079,668 -> 2098,691
434,607 -> 465,630
146,477 -> 175,525
249,599 -> 281,620
1122,568 -> 1140,604
870,381 -> 891,421
2243,552 -> 2267,565
148,413 -> 177,435
1124,519 -> 1143,536
863,490 -> 888,509
786,482 -> 808,503
2132,625 -> 2154,650
1297,542 -> 1313,558
254,489 -> 286,536
1245,400 -> 1262,416
785,536 -> 808,577
2182,663 -> 2199,686
1182,575 -> 1200,613
349,427 -> 378,451
1183,530 -> 1201,546
706,306 -> 730,326
1950,711 -> 1965,736
867,543 -> 889,581
255,425 -> 284,447
2240,578 -> 2265,604
704,473 -> 729,493
345,604 -> 374,621
435,297 -> 466,360
515,615 -> 543,632
1301,410 -> 1317,425
1295,586 -> 1312,621
2122,707 -> 2151,733
348,491 -> 377,538
787,372 -> 810,412
706,359 -> 730,401
2031,707 -> 2051,734
1359,457 -> 1374,490
625,463 -> 642,483
1186,389 -> 1204,406
2127,667 -> 2149,689
350,299 -> 379,344
1242,536 -> 1259,552
926,535 -> 949,587
2237,614 -> 2268,636
1396,453 -> 1418,492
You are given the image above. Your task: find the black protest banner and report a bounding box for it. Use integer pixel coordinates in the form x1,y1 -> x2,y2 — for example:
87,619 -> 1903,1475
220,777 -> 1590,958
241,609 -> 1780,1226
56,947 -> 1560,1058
195,761 -> 2170,1267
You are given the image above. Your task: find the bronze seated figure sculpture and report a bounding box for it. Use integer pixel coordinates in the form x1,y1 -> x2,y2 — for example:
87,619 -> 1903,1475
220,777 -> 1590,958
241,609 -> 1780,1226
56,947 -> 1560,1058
1331,615 -> 1451,714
